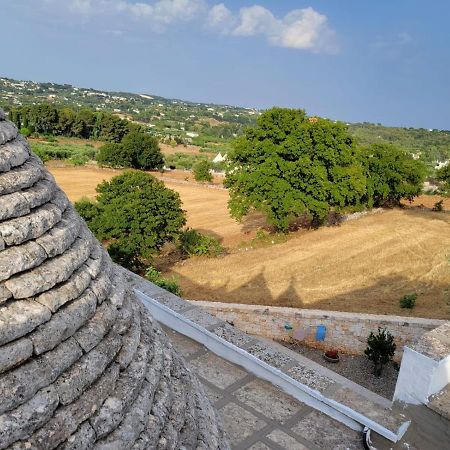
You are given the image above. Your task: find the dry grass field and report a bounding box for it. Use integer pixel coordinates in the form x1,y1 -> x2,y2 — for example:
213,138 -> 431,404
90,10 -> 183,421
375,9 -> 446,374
48,165 -> 450,319
169,209 -> 450,319
48,165 -> 262,246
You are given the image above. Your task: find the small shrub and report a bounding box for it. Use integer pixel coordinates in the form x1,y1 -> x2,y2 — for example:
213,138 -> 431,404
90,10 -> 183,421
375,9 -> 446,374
20,127 -> 31,137
364,327 -> 396,377
69,154 -> 90,166
145,266 -> 182,296
400,293 -> 417,309
193,160 -> 213,182
432,199 -> 444,212
179,229 -> 223,257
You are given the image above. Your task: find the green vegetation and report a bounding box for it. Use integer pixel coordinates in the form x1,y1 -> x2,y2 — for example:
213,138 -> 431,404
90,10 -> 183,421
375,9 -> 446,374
365,327 -> 396,377
30,140 -> 97,165
145,267 -> 182,296
362,143 -> 426,207
193,160 -> 213,182
349,122 -> 450,167
400,293 -> 417,309
97,131 -> 164,170
1,77 -> 257,151
225,108 -> 367,231
75,171 -> 186,270
178,229 -> 224,257
225,108 -> 426,231
433,200 -> 444,212
436,164 -> 450,196
9,103 -> 139,142
164,152 -> 209,170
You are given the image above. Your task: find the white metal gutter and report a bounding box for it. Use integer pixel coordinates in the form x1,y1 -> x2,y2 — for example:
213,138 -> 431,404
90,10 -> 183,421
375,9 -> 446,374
135,289 -> 410,443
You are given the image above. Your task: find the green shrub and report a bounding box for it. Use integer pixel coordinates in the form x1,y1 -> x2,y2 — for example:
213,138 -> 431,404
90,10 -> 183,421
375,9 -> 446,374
432,199 -> 444,212
145,266 -> 182,296
20,127 -> 31,137
364,327 -> 396,376
179,229 -> 224,257
193,160 -> 213,182
400,293 -> 417,309
69,154 -> 90,166
97,132 -> 164,170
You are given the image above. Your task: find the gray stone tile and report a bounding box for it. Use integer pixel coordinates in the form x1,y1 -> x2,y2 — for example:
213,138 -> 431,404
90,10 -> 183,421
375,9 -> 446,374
287,365 -> 335,392
201,383 -> 223,405
214,323 -> 254,347
246,342 -> 296,369
165,329 -> 203,357
219,402 -> 267,446
189,353 -> 247,389
292,411 -> 361,450
266,429 -> 311,450
248,443 -> 272,450
329,387 -> 402,431
234,379 -> 301,423
152,291 -> 192,312
183,307 -> 222,329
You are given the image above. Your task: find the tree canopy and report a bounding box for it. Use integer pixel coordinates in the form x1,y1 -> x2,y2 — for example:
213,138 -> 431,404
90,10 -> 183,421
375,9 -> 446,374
75,171 -> 186,269
9,104 -> 138,142
436,163 -> 450,196
225,108 -> 367,230
225,108 -> 426,231
361,143 -> 426,206
96,131 -> 164,170
193,159 -> 213,182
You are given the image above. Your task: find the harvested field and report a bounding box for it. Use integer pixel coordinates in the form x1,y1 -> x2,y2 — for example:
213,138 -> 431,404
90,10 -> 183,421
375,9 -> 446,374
48,164 -> 450,319
169,209 -> 450,319
48,165 -> 261,246
159,143 -> 202,155
406,195 -> 450,210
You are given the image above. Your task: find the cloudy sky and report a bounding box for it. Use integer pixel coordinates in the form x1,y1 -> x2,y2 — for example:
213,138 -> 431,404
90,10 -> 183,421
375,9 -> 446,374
1,0 -> 449,128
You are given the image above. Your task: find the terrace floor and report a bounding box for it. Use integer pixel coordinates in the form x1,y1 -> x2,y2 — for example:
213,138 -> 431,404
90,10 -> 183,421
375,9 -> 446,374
165,327 -> 363,450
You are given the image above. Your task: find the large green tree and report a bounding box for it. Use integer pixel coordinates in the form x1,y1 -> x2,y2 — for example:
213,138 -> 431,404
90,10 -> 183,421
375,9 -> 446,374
75,171 -> 186,269
225,108 -> 367,231
361,143 -> 426,206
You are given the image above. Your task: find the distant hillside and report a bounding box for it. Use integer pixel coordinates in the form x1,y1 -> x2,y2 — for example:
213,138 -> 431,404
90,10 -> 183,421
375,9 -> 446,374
1,76 -> 449,165
349,122 -> 450,165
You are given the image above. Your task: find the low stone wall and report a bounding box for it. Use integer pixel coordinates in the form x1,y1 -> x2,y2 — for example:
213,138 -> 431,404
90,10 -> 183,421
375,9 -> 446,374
191,301 -> 445,359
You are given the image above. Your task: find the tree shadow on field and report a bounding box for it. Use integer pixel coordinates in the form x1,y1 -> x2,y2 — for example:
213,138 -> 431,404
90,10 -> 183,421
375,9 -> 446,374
174,269 -> 450,320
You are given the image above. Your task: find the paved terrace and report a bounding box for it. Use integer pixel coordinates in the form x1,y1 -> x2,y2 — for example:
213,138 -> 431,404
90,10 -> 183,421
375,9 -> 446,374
125,269 -> 450,450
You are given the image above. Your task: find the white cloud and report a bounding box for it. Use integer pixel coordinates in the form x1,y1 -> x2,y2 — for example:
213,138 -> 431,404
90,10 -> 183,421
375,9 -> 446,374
233,5 -> 276,37
374,31 -> 413,50
42,0 -> 206,28
36,1 -> 338,52
206,3 -> 236,34
212,4 -> 338,53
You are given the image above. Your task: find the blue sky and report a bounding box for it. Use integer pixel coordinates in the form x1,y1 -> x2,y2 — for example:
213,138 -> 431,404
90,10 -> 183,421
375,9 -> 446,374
1,0 -> 449,129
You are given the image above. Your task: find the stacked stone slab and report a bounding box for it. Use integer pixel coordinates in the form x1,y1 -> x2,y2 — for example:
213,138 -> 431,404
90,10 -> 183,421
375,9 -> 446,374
0,111 -> 229,450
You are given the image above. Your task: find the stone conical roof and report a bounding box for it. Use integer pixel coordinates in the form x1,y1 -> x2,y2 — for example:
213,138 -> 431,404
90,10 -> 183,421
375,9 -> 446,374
0,111 -> 228,450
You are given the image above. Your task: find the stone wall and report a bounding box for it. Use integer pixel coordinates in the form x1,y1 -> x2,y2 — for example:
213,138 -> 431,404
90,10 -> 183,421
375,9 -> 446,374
192,301 -> 445,359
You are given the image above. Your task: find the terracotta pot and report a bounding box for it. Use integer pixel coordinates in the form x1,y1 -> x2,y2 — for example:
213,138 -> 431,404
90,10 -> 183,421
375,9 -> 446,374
323,353 -> 340,363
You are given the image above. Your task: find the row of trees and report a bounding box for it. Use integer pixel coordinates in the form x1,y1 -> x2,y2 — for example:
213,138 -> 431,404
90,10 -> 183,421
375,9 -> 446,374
225,108 -> 427,231
9,104 -> 139,142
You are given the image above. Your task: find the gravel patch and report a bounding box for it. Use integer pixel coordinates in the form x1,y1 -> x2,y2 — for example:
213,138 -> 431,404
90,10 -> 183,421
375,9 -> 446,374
279,340 -> 399,400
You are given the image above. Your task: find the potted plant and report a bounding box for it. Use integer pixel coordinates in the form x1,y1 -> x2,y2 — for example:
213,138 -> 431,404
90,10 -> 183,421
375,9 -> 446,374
324,349 -> 340,363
